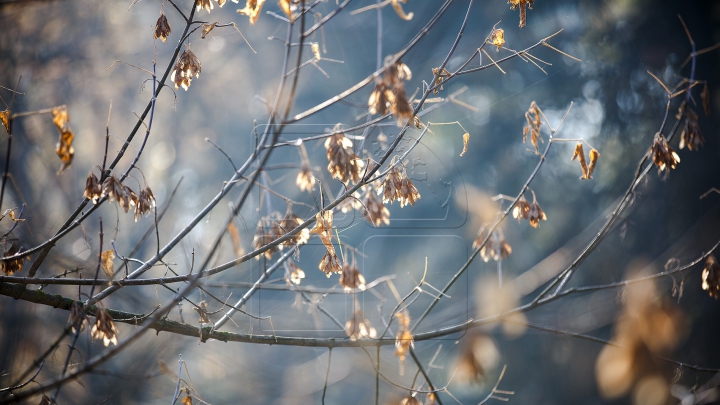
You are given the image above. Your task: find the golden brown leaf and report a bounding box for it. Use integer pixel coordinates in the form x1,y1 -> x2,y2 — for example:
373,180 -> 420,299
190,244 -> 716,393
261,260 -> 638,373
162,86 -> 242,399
201,22 -> 217,39
52,106 -> 74,173
237,0 -> 266,25
100,249 -> 115,279
587,149 -> 600,179
460,132 -> 470,157
181,396 -> 192,405
278,0 -> 293,22
488,28 -> 505,51
0,108 -> 9,133
227,221 -> 244,257
571,142 -> 588,179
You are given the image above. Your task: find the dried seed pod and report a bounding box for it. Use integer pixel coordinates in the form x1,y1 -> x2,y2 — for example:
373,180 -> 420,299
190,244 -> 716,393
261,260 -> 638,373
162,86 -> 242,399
285,261 -> 305,285
650,133 -> 680,172
339,259 -> 366,291
196,0 -> 213,13
154,12 -> 171,42
345,309 -> 377,340
252,218 -> 278,260
91,308 -> 119,347
84,172 -> 103,203
170,49 -> 202,91
296,164 -> 315,192
1,242 -> 24,275
679,108 -> 704,151
363,191 -> 390,227
319,249 -> 342,276
702,256 -> 720,299
523,101 -> 543,153
324,130 -> 364,184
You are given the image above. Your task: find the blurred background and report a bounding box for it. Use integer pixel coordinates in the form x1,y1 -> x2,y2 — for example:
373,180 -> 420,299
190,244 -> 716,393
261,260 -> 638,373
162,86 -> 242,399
1,0 -> 719,403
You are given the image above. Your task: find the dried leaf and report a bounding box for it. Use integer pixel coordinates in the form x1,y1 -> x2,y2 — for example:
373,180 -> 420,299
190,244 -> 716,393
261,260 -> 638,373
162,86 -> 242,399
201,22 -> 217,39
278,0 -> 293,22
227,221 -> 244,257
702,83 -> 710,116
181,396 -> 192,405
460,132 -> 470,157
237,0 -> 266,25
0,109 -> 9,133
100,249 -> 115,278
508,0 -> 535,28
587,149 -> 600,179
571,142 -> 588,179
488,28 -> 505,51
52,106 -> 74,173
390,0 -> 413,20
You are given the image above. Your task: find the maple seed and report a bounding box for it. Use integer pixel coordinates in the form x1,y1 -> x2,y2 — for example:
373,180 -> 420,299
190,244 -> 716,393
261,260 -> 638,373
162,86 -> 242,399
702,256 -> 720,299
197,0 -> 213,13
237,0 -> 266,25
363,191 -> 391,227
171,49 -> 202,91
650,133 -> 680,172
473,226 -> 512,262
345,309 -> 377,341
154,13 -> 171,42
324,127 -> 364,184
378,163 -> 421,208
91,308 -> 119,346
679,108 -> 704,151
339,257 -> 366,291
84,172 -> 103,203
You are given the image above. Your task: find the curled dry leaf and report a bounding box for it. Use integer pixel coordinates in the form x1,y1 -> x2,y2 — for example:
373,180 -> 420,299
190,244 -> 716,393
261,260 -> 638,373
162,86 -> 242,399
460,132 -> 470,157
523,101 -> 543,153
488,28 -> 505,51
181,396 -> 192,405
194,300 -> 211,324
587,148 -> 600,179
52,106 -> 75,174
571,142 -> 589,179
0,108 -> 9,133
100,249 -> 115,278
237,0 -> 266,25
201,22 -> 217,39
390,0 -> 413,21
227,221 -> 244,258
154,12 -> 171,42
